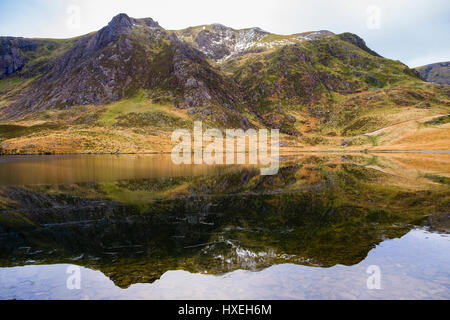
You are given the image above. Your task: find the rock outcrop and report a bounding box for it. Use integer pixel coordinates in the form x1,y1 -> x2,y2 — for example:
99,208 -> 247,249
0,37 -> 37,79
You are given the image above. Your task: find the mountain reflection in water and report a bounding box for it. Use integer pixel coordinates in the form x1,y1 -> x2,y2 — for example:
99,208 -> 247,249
0,153 -> 448,299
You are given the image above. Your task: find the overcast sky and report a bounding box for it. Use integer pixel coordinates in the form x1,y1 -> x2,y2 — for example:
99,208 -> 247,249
0,0 -> 449,67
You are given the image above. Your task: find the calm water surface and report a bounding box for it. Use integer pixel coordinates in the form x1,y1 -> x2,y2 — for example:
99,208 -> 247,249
0,154 -> 449,300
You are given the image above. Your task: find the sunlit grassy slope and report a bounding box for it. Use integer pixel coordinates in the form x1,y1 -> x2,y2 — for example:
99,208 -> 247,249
1,82 -> 448,154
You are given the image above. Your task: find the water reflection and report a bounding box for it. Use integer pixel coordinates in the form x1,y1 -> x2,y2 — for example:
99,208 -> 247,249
1,230 -> 448,300
0,154 -> 235,185
0,153 -> 448,299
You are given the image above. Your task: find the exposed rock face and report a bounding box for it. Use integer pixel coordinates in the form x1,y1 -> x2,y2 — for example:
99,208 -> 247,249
93,13 -> 136,49
297,30 -> 334,41
178,26 -> 334,61
0,37 -> 37,79
337,33 -> 381,57
191,24 -> 270,60
171,34 -> 244,111
93,13 -> 161,50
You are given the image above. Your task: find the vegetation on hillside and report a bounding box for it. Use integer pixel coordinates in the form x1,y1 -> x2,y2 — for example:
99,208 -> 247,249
0,14 -> 449,154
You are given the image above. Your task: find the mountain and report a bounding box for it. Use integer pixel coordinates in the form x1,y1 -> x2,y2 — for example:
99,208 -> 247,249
0,13 -> 449,154
415,61 -> 450,85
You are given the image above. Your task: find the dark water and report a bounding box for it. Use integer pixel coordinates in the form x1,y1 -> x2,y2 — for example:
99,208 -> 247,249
0,154 -> 449,300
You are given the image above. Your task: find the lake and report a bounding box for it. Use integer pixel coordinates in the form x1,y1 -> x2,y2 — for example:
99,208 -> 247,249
0,153 -> 449,300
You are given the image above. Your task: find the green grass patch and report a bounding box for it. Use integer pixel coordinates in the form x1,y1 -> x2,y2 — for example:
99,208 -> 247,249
96,92 -> 158,126
0,122 -> 61,140
115,111 -> 188,128
0,77 -> 26,92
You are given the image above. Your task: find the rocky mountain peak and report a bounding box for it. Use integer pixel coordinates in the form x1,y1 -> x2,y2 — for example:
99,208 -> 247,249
93,14 -> 161,50
140,17 -> 161,28
210,23 -> 229,31
109,13 -> 133,28
337,32 -> 381,57
93,13 -> 133,49
183,24 -> 271,61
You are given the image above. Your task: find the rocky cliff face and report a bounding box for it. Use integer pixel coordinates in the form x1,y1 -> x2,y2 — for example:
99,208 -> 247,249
175,25 -> 335,62
336,33 -> 381,57
177,24 -> 270,60
0,37 -> 37,79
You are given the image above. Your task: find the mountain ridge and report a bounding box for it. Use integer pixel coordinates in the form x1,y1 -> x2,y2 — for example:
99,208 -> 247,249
0,13 -> 448,154
0,13 -> 413,117
415,61 -> 450,85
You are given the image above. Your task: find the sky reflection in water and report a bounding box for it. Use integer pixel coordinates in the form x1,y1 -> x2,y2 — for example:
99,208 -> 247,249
0,230 -> 448,300
0,154 -> 449,299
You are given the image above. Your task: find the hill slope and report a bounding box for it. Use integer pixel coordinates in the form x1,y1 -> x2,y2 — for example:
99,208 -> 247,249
0,13 -> 448,154
415,61 -> 450,85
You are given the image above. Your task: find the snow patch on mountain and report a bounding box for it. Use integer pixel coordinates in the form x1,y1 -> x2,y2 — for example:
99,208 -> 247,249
178,24 -> 333,62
